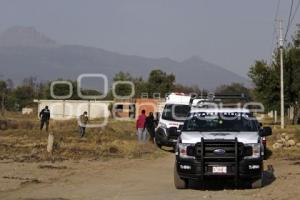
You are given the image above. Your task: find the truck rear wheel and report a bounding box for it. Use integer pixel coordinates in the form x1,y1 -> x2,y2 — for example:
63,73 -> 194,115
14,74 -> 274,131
174,163 -> 188,189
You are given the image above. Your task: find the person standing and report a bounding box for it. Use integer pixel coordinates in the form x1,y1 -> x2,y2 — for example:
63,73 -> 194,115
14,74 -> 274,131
39,106 -> 50,132
136,110 -> 147,143
79,111 -> 89,137
145,112 -> 156,143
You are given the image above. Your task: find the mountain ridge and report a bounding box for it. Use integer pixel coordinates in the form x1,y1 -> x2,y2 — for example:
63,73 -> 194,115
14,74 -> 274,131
0,26 -> 250,89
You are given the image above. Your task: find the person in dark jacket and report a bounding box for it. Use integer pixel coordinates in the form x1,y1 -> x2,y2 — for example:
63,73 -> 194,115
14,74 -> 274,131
79,111 -> 89,137
145,112 -> 156,142
39,106 -> 50,132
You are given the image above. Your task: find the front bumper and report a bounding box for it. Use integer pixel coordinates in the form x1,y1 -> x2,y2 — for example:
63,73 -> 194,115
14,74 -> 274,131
176,157 -> 262,180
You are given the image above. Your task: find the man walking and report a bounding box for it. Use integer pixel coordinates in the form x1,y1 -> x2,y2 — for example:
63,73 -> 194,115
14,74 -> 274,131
79,111 -> 89,137
40,106 -> 50,132
145,112 -> 156,143
136,109 -> 147,143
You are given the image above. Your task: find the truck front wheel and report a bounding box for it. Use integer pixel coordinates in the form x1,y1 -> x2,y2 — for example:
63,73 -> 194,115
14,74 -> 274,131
174,163 -> 188,189
154,137 -> 162,148
251,172 -> 263,189
251,177 -> 263,189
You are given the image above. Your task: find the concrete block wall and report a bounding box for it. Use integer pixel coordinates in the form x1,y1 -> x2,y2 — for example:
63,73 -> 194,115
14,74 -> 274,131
36,100 -> 113,120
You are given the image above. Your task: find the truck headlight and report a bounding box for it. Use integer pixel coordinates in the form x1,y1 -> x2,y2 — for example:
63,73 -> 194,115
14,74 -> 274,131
158,122 -> 167,129
177,143 -> 194,159
245,143 -> 261,159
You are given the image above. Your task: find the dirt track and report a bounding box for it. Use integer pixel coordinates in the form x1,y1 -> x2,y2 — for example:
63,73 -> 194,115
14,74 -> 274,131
0,153 -> 300,200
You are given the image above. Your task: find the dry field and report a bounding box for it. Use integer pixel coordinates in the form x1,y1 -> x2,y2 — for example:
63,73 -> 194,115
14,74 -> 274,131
0,113 -> 162,162
0,114 -> 300,200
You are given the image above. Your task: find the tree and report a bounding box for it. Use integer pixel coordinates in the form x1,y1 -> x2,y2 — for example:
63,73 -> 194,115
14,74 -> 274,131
112,71 -> 134,99
111,70 -> 176,99
248,60 -> 280,112
147,69 -> 175,98
286,25 -> 300,123
215,83 -> 252,98
13,85 -> 35,110
248,24 -> 300,124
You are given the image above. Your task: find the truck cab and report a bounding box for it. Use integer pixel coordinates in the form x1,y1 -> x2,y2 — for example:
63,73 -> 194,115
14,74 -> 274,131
174,107 -> 272,189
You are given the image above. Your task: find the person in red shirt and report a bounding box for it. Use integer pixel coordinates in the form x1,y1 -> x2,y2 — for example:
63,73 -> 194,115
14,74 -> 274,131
136,109 -> 147,143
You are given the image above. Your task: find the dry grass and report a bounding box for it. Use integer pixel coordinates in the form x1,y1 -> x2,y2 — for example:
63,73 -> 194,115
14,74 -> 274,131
262,118 -> 300,160
0,113 -> 164,162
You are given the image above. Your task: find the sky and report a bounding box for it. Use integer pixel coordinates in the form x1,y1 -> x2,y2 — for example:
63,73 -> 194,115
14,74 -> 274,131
0,0 -> 299,78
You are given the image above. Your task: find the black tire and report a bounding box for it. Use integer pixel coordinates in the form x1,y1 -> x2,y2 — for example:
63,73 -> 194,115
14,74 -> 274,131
154,137 -> 162,149
251,173 -> 263,189
172,145 -> 176,153
174,163 -> 188,189
251,178 -> 263,189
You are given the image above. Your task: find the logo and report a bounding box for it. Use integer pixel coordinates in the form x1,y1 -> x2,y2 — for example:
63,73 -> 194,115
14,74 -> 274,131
213,149 -> 226,155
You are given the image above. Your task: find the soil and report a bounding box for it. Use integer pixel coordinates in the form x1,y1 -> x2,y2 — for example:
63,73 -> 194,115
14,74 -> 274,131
0,154 -> 299,200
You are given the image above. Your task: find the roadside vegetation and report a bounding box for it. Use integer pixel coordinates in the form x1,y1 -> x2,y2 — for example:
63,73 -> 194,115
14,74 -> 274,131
262,117 -> 300,160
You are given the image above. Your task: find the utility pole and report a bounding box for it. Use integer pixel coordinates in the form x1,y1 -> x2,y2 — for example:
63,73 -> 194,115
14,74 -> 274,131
279,19 -> 285,129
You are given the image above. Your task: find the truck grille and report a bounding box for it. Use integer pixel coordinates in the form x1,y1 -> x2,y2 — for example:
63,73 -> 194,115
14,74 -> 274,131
187,140 -> 252,160
184,138 -> 253,186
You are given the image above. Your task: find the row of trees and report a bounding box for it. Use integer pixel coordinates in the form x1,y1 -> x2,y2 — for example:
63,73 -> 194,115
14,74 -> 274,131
107,70 -> 251,99
248,24 -> 300,124
1,69 -> 250,112
0,77 -> 46,111
0,70 -> 202,111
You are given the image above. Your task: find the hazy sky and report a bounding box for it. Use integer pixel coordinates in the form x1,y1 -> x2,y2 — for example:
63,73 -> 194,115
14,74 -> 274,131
0,0 -> 299,77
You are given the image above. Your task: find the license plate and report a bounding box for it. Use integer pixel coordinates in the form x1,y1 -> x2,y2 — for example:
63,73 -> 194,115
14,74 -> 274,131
212,166 -> 227,174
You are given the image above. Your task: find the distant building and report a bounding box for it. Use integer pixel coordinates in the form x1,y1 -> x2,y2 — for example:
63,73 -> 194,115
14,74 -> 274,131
22,108 -> 33,115
34,100 -> 112,120
34,98 -> 165,120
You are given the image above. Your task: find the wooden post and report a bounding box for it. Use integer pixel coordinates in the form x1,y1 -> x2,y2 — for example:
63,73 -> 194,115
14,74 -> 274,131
47,132 -> 54,153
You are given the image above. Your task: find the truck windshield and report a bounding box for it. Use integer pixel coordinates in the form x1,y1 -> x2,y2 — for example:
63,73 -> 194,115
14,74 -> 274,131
183,112 -> 259,132
162,104 -> 191,122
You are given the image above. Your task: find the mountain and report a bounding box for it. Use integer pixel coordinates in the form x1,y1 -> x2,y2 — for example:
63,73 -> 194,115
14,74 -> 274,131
0,26 -> 250,89
0,26 -> 58,48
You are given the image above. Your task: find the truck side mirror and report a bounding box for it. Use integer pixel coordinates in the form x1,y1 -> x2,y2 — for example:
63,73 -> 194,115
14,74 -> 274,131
259,126 -> 272,137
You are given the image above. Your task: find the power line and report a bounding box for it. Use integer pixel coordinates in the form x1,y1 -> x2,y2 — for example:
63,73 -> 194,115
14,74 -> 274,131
284,0 -> 294,42
290,0 -> 300,26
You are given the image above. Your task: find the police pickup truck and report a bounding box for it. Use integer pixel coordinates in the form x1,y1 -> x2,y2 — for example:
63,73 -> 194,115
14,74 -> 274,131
174,107 -> 272,189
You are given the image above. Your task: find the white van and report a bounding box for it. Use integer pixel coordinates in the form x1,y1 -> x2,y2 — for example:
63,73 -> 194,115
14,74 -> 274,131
155,93 -> 191,148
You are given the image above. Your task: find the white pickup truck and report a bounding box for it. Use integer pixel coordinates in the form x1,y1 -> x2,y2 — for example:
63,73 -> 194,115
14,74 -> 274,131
174,107 -> 272,189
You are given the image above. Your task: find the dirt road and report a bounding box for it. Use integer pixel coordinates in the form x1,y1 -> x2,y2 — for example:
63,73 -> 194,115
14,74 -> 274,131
0,153 -> 300,200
